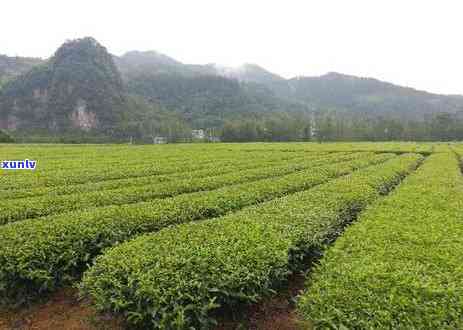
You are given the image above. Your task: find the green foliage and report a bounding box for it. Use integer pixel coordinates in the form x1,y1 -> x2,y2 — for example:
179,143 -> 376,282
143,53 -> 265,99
0,55 -> 43,75
115,50 -> 192,78
0,38 -> 127,133
298,152 -> 463,329
125,72 -> 308,129
0,146 -> 320,191
79,154 -> 421,329
0,152 -> 390,305
0,76 -> 8,90
0,54 -> 43,87
3,39 -> 463,143
47,37 -> 127,131
0,152 -> 349,223
0,150 -> 310,200
0,129 -> 14,142
119,95 -> 192,143
119,55 -> 463,141
220,111 -> 463,142
0,63 -> 53,125
221,112 -> 312,142
271,72 -> 463,120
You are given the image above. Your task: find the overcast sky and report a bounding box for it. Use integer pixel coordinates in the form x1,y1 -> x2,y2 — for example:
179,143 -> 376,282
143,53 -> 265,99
2,0 -> 462,95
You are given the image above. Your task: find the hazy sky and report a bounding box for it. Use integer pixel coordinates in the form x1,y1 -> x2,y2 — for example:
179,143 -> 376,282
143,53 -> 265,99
2,1 -> 462,94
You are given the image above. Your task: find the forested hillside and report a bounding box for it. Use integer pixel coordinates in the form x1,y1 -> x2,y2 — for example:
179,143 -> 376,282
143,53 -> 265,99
116,51 -> 307,128
2,37 -> 463,142
0,55 -> 44,90
0,38 -> 128,136
270,72 -> 463,119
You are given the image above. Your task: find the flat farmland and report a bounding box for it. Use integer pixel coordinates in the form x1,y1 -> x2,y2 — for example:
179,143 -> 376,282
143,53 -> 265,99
1,142 -> 462,330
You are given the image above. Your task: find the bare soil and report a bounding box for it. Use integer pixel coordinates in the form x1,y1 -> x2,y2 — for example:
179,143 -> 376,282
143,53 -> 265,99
0,273 -> 311,330
215,272 -> 312,330
0,288 -> 123,330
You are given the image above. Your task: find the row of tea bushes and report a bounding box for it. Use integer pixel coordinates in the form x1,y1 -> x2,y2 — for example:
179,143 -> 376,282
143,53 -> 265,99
0,153 -> 392,305
80,154 -> 422,329
0,151 -> 327,200
0,152 -> 358,223
0,148 -> 310,190
298,152 -> 463,329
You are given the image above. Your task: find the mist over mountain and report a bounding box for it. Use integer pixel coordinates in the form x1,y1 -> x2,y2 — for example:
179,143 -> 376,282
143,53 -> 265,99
212,63 -> 285,85
115,50 -> 191,78
115,51 -> 284,83
1,37 -> 463,142
114,50 -> 463,119
113,49 -> 308,129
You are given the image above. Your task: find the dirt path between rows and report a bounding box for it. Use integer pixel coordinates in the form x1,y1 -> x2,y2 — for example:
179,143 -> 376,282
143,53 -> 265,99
215,272 -> 311,330
0,273 -> 311,330
0,288 -> 122,330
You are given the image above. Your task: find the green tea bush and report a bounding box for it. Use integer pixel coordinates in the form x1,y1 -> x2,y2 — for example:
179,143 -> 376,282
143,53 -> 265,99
0,153 -> 391,305
80,154 -> 421,329
0,151 -> 322,200
1,148 -> 308,191
0,152 -> 359,223
298,152 -> 463,329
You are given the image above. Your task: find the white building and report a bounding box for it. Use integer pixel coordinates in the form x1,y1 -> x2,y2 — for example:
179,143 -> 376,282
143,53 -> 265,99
153,136 -> 167,144
192,129 -> 205,139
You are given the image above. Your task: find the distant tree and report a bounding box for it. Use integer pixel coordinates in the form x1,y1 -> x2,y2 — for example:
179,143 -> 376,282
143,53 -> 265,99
0,130 -> 14,142
430,113 -> 454,141
303,125 -> 312,141
317,115 -> 336,142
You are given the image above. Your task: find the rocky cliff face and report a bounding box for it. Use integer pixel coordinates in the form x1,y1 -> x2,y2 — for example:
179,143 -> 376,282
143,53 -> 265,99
69,99 -> 98,131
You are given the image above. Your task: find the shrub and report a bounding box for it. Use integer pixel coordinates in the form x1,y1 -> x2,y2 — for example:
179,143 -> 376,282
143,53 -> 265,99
80,154 -> 422,329
0,152 -> 357,223
298,152 -> 463,329
0,130 -> 14,143
0,153 -> 392,305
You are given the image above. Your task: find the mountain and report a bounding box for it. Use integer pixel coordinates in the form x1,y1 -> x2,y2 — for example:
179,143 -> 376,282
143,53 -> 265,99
115,50 -> 193,78
125,72 -> 307,128
115,52 -> 284,84
270,72 -> 463,119
115,51 -> 307,128
115,50 -> 463,120
0,55 -> 44,89
2,37 -> 463,143
0,37 -> 128,132
212,63 -> 285,85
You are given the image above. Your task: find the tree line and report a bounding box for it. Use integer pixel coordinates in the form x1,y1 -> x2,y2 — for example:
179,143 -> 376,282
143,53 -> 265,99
221,112 -> 463,142
4,110 -> 463,143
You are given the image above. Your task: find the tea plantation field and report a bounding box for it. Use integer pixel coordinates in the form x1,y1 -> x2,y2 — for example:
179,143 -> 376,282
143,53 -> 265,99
0,142 -> 462,329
